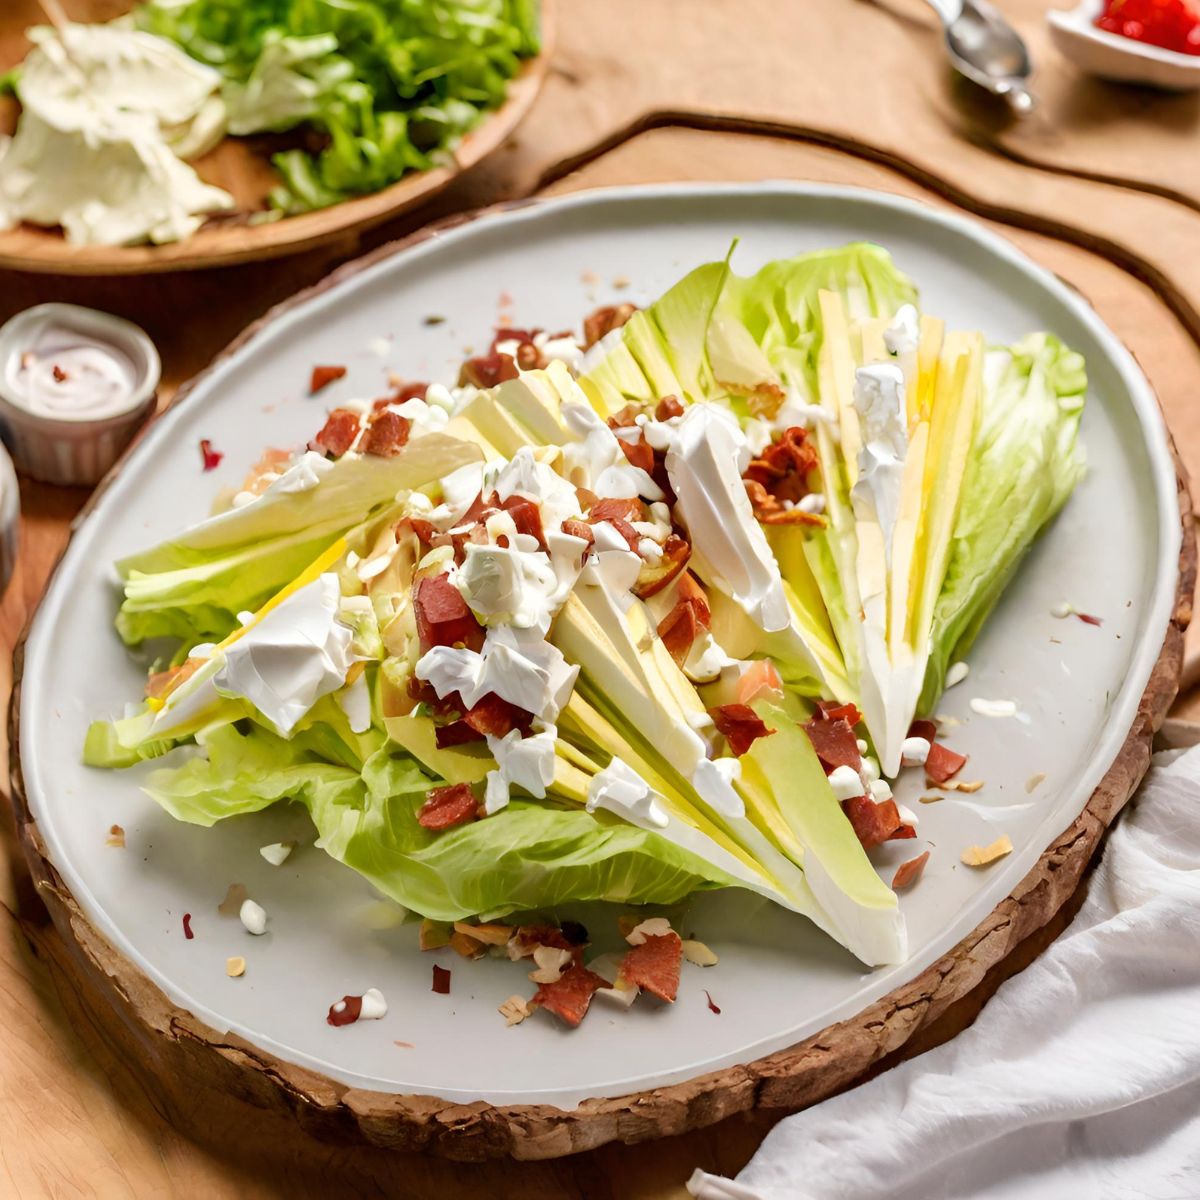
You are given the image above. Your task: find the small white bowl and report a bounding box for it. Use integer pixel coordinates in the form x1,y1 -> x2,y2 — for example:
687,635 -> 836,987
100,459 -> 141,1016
0,304 -> 160,487
0,438 -> 17,596
1049,0 -> 1200,88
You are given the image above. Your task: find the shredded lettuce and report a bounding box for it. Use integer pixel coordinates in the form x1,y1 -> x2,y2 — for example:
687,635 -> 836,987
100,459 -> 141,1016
135,0 -> 540,214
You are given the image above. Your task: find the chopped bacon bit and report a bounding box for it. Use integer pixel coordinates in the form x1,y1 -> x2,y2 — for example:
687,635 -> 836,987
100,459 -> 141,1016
1076,612 -> 1103,627
532,963 -> 610,1026
413,573 -> 485,654
816,700 -> 864,726
432,966 -> 451,995
362,409 -> 411,457
434,720 -> 486,748
310,365 -> 347,393
409,518 -> 438,546
925,741 -> 968,785
309,408 -> 361,458
743,427 -> 819,509
633,534 -> 691,599
735,659 -> 783,706
892,850 -> 931,891
458,349 -> 519,389
327,994 -> 363,1026
199,439 -> 223,472
658,598 -> 702,665
418,783 -> 479,831
52,363 -> 68,383
607,403 -> 647,429
588,496 -> 645,524
656,395 -> 685,421
508,924 -> 575,959
583,302 -> 638,348
105,824 -> 125,848
501,493 -> 546,546
842,795 -> 907,848
560,518 -> 595,549
145,658 -> 200,701
516,342 -> 542,371
657,571 -> 712,665
378,381 -> 429,406
804,716 -> 862,774
182,913 -> 194,940
704,989 -> 722,1014
907,718 -> 938,744
606,517 -> 642,553
618,932 -> 682,1002
463,692 -> 532,738
617,431 -> 655,474
710,704 -> 775,756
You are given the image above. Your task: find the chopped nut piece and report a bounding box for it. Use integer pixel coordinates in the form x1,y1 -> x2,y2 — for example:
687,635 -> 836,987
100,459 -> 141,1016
1025,772 -> 1047,793
528,945 -> 574,984
961,835 -> 1014,867
448,929 -> 486,959
681,939 -> 719,967
625,916 -> 673,945
937,779 -> 985,793
919,793 -> 944,804
218,882 -> 248,916
452,921 -> 512,946
105,824 -> 126,848
226,956 -> 246,978
499,995 -> 533,1026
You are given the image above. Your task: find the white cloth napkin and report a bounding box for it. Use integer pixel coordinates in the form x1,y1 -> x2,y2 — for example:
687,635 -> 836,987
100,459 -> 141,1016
689,746 -> 1200,1200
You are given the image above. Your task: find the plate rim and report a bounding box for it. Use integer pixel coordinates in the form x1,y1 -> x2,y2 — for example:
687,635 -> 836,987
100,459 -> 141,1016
9,181 -> 1194,1157
0,1 -> 555,276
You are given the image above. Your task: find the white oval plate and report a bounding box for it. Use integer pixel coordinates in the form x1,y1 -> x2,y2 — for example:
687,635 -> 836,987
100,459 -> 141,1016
18,184 -> 1180,1110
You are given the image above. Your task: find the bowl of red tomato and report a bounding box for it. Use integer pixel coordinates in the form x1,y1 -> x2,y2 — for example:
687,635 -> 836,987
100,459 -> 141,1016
1049,0 -> 1200,87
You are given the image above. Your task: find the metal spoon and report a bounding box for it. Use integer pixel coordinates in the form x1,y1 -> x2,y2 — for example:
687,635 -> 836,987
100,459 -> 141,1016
925,0 -> 1036,114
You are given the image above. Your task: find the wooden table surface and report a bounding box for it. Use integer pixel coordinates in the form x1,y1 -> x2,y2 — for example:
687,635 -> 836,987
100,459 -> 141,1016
4,1 -> 1200,1195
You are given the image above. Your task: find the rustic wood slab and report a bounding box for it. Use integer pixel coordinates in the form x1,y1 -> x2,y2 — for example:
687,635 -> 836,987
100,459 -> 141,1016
5,0 -> 1200,1193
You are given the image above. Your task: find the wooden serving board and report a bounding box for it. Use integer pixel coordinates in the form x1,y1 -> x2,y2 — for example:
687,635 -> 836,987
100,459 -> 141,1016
4,0 -> 1200,1193
0,0 -> 553,273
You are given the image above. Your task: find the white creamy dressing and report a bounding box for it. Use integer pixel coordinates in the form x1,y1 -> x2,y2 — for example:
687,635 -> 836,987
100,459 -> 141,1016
662,404 -> 790,633
560,401 -> 662,500
585,758 -> 668,829
850,362 -> 908,568
7,323 -> 137,420
151,573 -> 357,738
0,25 -> 233,246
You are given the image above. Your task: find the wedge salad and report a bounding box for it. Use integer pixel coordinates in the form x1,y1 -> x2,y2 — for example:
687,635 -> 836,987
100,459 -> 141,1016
84,242 -> 1088,1007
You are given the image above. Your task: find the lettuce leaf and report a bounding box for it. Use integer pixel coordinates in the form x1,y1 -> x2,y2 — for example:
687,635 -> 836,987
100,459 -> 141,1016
918,334 -> 1087,711
136,0 -> 541,214
115,435 -> 481,645
141,720 -> 739,920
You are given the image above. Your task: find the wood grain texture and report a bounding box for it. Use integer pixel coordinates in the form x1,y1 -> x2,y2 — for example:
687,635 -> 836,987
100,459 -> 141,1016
4,0 -> 1200,1192
0,0 -> 553,273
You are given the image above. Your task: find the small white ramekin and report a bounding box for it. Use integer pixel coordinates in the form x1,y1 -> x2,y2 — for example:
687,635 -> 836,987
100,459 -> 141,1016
0,438 -> 17,596
0,304 -> 160,487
